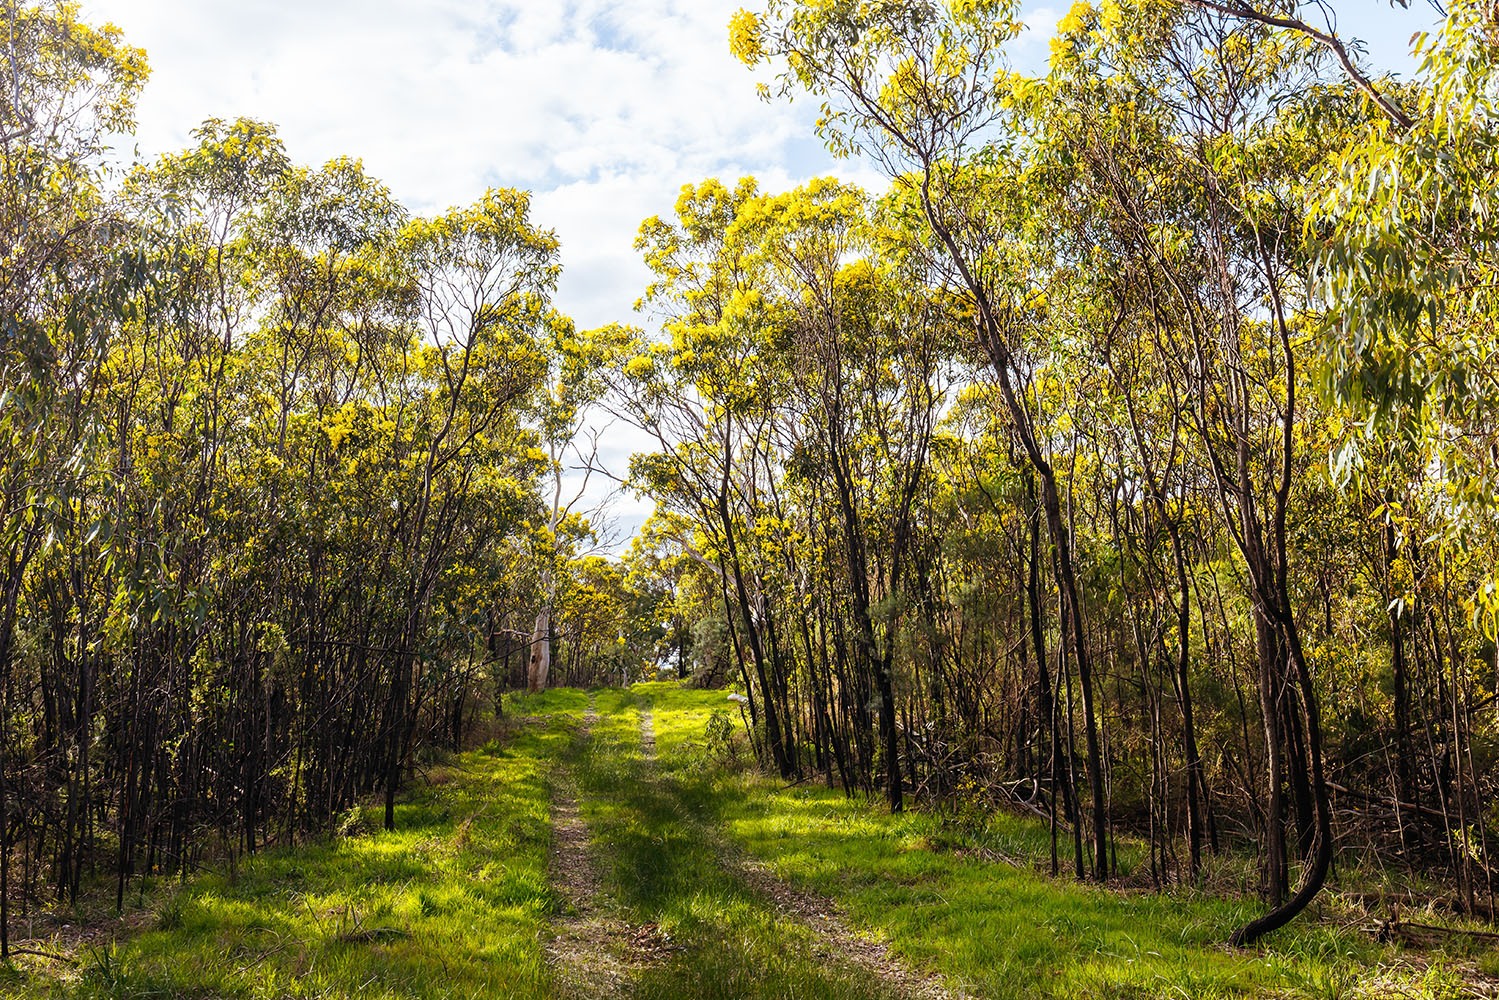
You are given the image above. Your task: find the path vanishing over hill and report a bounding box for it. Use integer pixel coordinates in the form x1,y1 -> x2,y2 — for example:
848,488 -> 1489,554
4,684 -> 1494,999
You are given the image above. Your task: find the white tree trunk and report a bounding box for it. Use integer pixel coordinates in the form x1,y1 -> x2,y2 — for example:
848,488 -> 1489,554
527,606 -> 551,692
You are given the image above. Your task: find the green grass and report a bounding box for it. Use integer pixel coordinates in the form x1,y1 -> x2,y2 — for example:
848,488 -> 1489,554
2,682 -> 1484,999
8,690 -> 587,1000
633,683 -> 1477,1000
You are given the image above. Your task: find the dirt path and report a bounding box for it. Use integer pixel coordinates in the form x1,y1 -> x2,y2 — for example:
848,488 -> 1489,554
638,705 -> 655,761
735,857 -> 970,1000
545,700 -> 656,999
632,703 -> 965,999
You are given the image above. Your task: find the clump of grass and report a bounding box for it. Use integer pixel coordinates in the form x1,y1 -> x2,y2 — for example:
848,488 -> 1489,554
152,892 -> 186,932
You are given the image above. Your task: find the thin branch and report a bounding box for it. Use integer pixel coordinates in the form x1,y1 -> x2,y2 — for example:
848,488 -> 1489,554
1189,0 -> 1416,129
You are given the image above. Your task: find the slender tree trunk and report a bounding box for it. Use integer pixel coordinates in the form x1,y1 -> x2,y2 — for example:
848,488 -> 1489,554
1036,470 -> 1108,880
526,607 -> 552,693
917,180 -> 1107,877
1166,523 -> 1207,878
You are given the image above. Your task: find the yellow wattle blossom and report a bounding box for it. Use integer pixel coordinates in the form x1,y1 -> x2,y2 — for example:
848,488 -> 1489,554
728,8 -> 764,64
1098,0 -> 1124,38
1056,0 -> 1094,36
624,353 -> 655,378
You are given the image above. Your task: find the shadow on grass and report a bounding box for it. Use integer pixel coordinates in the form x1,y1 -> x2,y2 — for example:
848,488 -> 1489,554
636,683 -> 1467,1000
11,684 -> 1473,1000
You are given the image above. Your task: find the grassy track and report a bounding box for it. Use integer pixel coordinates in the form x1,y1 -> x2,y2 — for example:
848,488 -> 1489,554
569,686 -> 909,1000
3,682 -> 1485,999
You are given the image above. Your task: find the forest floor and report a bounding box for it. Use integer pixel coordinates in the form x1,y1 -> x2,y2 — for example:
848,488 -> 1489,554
2,682 -> 1496,999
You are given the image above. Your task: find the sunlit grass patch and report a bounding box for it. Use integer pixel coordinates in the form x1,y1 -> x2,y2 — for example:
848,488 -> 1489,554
12,712 -> 568,1000
631,681 -> 726,761
633,680 -> 1473,1000
722,774 -> 1314,996
8,683 -> 1481,1000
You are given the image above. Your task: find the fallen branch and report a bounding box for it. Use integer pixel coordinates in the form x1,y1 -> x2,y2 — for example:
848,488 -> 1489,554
1399,920 -> 1499,941
8,947 -> 79,965
1326,780 -> 1449,823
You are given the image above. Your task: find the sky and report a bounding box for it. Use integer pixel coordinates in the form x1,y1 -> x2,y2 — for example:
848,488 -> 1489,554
76,0 -> 1437,546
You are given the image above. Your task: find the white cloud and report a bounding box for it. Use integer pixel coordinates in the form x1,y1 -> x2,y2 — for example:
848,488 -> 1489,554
1004,5 -> 1062,78
80,0 -> 840,542
83,1 -> 828,315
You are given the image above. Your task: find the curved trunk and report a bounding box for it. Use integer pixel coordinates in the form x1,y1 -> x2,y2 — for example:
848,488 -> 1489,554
1228,241 -> 1334,946
1231,601 -> 1333,945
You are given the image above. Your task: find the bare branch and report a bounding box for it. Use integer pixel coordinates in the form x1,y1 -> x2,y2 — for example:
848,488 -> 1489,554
1189,0 -> 1416,129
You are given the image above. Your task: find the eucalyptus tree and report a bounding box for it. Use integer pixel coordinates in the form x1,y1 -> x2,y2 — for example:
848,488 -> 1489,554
0,0 -> 579,941
375,189 -> 556,827
1313,0 -> 1499,571
616,176 -> 958,798
1307,0 -> 1499,912
729,0 -> 1468,940
623,515 -> 699,679
734,0 -> 1115,878
735,178 -> 954,809
1010,0 -> 1361,941
931,384 -> 1088,873
227,153 -> 413,839
99,120 -> 292,896
612,178 -> 801,778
